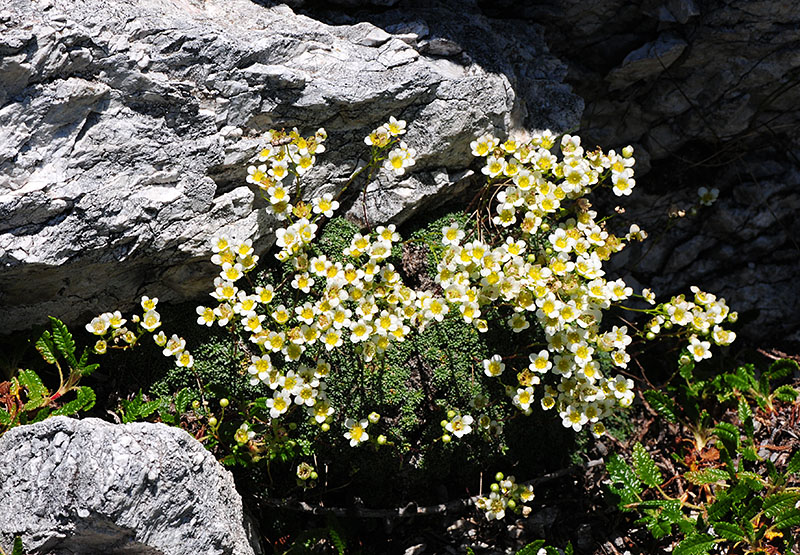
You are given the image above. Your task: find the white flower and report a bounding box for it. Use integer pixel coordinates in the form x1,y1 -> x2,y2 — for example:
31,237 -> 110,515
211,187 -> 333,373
697,186 -> 719,206
344,418 -> 369,446
446,414 -> 473,438
86,314 -> 111,335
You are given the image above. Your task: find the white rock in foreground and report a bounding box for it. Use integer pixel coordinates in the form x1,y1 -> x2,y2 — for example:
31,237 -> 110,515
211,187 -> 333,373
0,416 -> 259,555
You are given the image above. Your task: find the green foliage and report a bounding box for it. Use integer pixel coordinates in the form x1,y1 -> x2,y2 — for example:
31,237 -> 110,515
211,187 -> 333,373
642,390 -> 678,423
605,453 -> 642,507
51,386 -> 96,417
632,442 -> 662,488
673,533 -> 716,555
49,316 -> 77,366
607,355 -> 800,554
1,318 -> 98,436
281,515 -> 348,555
119,390 -> 162,423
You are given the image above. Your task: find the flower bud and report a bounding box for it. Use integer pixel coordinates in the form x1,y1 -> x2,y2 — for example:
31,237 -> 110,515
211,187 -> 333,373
208,417 -> 218,427
622,145 -> 634,158
321,423 -> 330,432
368,411 -> 381,424
377,435 -> 387,445
192,400 -> 201,410
219,398 -> 230,408
495,472 -> 504,481
441,434 -> 452,443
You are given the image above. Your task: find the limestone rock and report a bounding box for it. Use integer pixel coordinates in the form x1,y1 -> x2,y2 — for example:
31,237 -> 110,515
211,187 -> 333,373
0,0 -> 580,333
606,35 -> 687,90
0,416 -> 259,555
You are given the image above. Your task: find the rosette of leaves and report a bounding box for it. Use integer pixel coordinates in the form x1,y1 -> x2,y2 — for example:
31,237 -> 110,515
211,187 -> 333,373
606,421 -> 800,554
0,317 -> 97,434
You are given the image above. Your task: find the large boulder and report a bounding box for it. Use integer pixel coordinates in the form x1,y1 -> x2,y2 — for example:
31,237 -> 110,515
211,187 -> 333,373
0,416 -> 259,555
0,0 -> 581,333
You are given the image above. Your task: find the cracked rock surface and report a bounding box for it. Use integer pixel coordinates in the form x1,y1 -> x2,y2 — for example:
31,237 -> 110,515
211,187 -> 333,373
0,0 -> 580,332
0,416 -> 258,555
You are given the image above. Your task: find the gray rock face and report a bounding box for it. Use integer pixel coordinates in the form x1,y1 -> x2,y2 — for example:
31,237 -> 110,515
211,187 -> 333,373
521,0 -> 800,157
0,416 -> 258,555
503,0 -> 800,346
0,0 -> 581,333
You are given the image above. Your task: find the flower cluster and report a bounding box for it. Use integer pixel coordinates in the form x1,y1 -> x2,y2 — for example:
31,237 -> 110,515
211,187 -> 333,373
475,472 -> 535,520
448,132 -> 647,436
86,297 -> 195,368
646,285 -> 736,361
203,118 -> 429,442
208,122 -> 735,454
459,131 -> 735,436
246,127 -> 327,220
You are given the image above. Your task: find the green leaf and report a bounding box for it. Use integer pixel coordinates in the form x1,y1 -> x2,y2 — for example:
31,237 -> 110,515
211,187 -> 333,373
679,361 -> 696,381
121,391 -> 144,424
736,471 -> 764,490
773,508 -> 800,530
79,363 -> 100,377
175,388 -> 192,414
35,331 -> 57,365
12,536 -> 24,555
645,516 -> 672,539
0,407 -> 11,426
52,387 -> 96,416
685,468 -> 730,485
78,346 -> 89,368
328,527 -> 346,555
763,492 -> 800,519
564,541 -> 574,555
515,540 -> 545,555
707,483 -> 749,521
740,445 -> 760,462
773,385 -> 798,403
17,369 -> 48,399
676,518 -> 697,535
22,396 -> 49,412
49,316 -> 77,365
785,451 -> 800,476
710,521 -> 745,542
632,442 -> 663,487
605,454 -> 642,507
740,516 -> 755,541
766,358 -> 798,381
713,422 -> 739,453
737,399 -> 753,440
30,406 -> 51,423
674,533 -> 716,555
643,390 -> 678,423
140,399 -> 161,419
723,368 -> 753,392
466,549 -> 476,555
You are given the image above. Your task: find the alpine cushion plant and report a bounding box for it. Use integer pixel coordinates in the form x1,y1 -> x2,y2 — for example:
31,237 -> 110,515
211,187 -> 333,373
79,117 -> 738,522
187,119 -> 737,447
